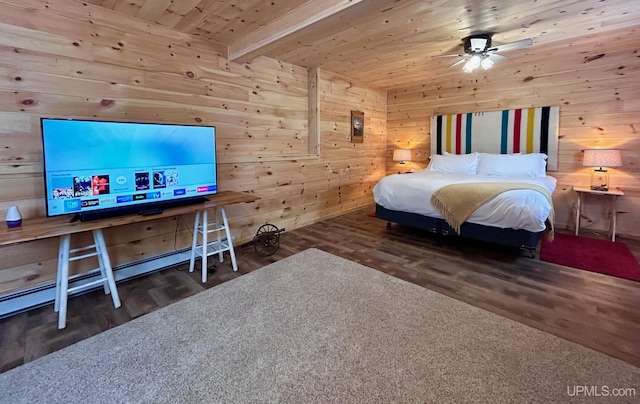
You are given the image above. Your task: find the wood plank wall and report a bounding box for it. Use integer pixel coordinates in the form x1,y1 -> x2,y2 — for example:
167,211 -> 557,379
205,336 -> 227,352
0,0 -> 386,295
387,26 -> 640,238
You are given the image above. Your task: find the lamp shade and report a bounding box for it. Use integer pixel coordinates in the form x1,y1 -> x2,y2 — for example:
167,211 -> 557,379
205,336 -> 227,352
393,149 -> 412,163
582,149 -> 622,168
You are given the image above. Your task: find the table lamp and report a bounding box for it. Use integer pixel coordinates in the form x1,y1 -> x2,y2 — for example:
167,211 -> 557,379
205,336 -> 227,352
582,149 -> 621,191
393,149 -> 411,164
393,149 -> 412,173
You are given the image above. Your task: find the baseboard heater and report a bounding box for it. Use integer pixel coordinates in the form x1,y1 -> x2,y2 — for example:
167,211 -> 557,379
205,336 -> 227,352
0,247 -> 196,319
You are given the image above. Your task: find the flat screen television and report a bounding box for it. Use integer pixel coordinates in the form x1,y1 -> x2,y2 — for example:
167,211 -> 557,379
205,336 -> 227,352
41,118 -> 217,222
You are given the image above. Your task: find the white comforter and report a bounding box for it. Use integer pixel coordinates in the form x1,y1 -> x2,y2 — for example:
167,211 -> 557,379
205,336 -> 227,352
373,171 -> 557,232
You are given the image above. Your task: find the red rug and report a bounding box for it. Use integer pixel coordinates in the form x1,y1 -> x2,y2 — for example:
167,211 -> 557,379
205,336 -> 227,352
540,233 -> 640,281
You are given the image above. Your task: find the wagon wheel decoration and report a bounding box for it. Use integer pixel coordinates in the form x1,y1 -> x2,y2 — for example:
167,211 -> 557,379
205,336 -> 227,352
253,224 -> 283,256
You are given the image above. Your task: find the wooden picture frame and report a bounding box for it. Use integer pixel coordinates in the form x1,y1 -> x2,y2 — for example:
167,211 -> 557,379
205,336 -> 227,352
351,111 -> 364,143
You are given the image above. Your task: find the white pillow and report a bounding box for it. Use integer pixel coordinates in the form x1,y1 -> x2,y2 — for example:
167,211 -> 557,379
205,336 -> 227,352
427,152 -> 479,175
476,153 -> 547,178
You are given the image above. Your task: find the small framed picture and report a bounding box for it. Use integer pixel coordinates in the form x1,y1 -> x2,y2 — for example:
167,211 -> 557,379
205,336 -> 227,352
351,111 -> 364,143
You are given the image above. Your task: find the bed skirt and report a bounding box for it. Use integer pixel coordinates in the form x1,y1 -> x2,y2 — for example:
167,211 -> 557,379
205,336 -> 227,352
375,204 -> 541,250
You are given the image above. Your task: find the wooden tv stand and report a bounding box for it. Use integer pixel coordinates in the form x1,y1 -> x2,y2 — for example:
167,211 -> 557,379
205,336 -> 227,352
0,191 -> 258,246
0,191 -> 259,327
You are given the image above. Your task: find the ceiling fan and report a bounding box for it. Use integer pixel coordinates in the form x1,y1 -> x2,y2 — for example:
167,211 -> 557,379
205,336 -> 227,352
433,33 -> 533,72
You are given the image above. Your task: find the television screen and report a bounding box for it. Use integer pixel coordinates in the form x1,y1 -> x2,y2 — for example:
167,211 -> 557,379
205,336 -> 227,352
41,118 -> 217,221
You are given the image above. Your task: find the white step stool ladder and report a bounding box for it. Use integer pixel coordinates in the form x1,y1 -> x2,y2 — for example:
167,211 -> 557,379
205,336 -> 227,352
189,207 -> 237,283
55,229 -> 121,329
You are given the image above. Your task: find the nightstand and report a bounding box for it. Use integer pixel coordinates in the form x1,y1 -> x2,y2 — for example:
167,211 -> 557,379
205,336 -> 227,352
573,186 -> 624,241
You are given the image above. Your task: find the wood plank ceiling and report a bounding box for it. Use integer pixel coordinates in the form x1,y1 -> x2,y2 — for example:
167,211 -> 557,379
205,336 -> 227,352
83,0 -> 640,90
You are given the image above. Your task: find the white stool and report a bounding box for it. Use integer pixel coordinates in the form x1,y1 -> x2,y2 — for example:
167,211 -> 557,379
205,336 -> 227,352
55,229 -> 121,329
189,207 -> 237,283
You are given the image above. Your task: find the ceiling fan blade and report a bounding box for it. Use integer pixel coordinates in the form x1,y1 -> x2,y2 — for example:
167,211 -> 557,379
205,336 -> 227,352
449,58 -> 468,68
487,38 -> 533,53
432,53 -> 466,59
488,53 -> 507,63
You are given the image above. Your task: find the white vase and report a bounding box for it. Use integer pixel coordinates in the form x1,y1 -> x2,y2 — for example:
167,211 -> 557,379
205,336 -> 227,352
6,206 -> 22,228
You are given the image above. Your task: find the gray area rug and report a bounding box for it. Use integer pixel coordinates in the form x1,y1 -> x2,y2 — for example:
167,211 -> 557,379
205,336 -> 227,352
1,248 -> 638,403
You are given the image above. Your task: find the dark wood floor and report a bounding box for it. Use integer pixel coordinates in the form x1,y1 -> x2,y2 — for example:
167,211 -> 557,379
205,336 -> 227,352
1,205 -> 639,373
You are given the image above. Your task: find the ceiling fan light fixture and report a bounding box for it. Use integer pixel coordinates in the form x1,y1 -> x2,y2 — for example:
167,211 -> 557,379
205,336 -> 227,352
463,55 -> 482,73
481,56 -> 494,70
437,33 -> 532,74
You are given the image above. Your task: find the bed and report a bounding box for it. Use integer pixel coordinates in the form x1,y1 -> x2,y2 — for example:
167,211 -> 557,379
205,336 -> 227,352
373,152 -> 557,251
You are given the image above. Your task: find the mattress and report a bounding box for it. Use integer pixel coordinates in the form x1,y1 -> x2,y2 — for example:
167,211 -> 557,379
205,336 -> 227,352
373,171 -> 557,232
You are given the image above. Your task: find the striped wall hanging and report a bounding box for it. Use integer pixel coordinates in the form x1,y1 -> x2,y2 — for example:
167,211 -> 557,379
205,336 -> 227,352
430,106 -> 559,171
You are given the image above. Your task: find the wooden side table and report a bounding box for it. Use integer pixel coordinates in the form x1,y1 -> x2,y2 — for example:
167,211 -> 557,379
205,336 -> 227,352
573,186 -> 624,241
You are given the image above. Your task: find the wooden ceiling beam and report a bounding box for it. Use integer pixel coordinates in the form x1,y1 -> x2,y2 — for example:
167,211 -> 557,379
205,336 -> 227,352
228,0 -> 364,63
